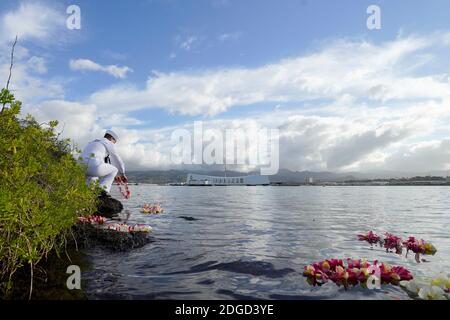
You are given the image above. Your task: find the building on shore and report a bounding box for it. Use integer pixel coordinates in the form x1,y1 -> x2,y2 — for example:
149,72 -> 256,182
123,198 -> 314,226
186,173 -> 270,186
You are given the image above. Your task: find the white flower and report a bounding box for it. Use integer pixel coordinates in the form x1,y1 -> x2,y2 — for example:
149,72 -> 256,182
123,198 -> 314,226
401,277 -> 450,300
430,273 -> 450,290
107,223 -> 131,233
418,286 -> 447,300
400,280 -> 420,294
131,225 -> 152,233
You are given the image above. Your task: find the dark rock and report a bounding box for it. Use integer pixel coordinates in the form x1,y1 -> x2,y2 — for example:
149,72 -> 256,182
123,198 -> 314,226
72,224 -> 152,251
96,193 -> 123,217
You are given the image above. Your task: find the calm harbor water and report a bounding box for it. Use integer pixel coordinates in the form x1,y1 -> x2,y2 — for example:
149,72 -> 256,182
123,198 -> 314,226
82,185 -> 450,300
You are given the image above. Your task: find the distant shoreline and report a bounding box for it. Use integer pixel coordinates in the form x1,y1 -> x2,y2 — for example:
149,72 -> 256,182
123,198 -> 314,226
124,182 -> 450,187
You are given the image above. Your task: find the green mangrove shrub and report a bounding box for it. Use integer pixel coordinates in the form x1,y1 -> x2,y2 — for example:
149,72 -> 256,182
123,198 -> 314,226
0,88 -> 98,296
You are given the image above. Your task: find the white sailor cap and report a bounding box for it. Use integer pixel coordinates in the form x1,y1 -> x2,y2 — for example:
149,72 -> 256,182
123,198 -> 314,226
105,129 -> 119,142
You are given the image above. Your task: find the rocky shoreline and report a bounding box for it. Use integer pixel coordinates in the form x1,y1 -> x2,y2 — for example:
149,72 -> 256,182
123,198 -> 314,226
72,194 -> 152,251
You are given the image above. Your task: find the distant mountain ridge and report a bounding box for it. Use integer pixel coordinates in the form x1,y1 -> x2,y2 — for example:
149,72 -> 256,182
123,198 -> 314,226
125,169 -> 449,184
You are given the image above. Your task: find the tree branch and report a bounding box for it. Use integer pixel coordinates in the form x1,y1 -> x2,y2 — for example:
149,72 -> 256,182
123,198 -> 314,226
6,35 -> 18,91
1,36 -> 18,114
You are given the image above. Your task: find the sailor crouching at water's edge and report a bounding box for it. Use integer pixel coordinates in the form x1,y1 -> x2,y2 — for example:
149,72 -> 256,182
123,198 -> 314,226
81,130 -> 128,194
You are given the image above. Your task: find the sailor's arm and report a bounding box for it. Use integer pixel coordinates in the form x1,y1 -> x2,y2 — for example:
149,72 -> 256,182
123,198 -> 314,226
107,143 -> 126,175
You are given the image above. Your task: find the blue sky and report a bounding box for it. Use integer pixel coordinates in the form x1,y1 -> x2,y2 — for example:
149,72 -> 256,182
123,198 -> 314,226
33,0 -> 450,105
1,0 -> 450,173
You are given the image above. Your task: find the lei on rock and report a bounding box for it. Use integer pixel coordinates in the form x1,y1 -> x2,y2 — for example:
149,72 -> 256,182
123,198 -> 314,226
303,258 -> 413,289
400,274 -> 450,300
107,223 -> 152,233
78,215 -> 107,225
357,231 -> 437,262
78,216 -> 152,233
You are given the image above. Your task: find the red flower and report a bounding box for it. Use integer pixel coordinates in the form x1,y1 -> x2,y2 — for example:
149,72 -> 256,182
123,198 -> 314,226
327,259 -> 344,269
358,231 -> 381,245
383,233 -> 402,253
403,236 -> 424,254
303,259 -> 413,289
347,258 -> 361,269
392,266 -> 413,281
77,215 -> 106,225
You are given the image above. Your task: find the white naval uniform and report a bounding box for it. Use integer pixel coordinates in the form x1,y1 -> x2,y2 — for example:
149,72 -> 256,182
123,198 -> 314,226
81,138 -> 125,192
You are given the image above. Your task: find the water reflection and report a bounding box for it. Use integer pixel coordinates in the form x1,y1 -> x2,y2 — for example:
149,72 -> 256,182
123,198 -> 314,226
83,186 -> 450,300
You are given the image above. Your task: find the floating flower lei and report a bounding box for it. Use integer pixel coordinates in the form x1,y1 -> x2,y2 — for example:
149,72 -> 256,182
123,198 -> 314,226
383,233 -> 403,254
358,231 -> 437,261
357,231 -> 381,245
77,215 -> 107,225
106,223 -> 152,233
400,274 -> 450,300
303,258 -> 413,289
403,236 -> 437,255
140,203 -> 164,214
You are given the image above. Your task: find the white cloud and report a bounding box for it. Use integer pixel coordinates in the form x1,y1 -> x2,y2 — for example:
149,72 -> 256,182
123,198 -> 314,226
27,56 -> 47,74
98,113 -> 144,127
69,59 -> 133,79
89,33 -> 450,116
0,1 -> 66,43
28,94 -> 450,172
179,36 -> 198,51
0,2 -> 69,104
117,100 -> 449,172
0,59 -> 64,103
173,32 -> 207,53
5,24 -> 450,173
377,139 -> 450,172
26,100 -> 101,147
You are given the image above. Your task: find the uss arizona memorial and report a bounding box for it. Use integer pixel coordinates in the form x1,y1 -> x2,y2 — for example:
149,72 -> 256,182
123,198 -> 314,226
186,173 -> 270,186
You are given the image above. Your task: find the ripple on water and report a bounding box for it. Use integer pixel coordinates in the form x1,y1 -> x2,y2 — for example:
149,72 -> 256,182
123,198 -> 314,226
83,185 -> 450,300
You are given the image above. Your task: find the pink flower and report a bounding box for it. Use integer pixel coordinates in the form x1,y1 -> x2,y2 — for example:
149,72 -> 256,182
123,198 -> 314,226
383,233 -> 402,253
392,266 -> 413,281
346,268 -> 361,286
326,259 -> 344,269
77,215 -> 106,225
303,265 -> 329,286
403,236 -> 430,254
347,258 -> 362,269
358,231 -> 381,245
303,259 -> 413,289
402,236 -> 437,260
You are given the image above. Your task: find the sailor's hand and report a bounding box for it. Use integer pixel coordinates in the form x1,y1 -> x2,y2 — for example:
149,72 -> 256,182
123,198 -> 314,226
121,174 -> 128,183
